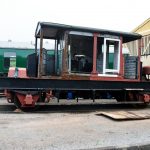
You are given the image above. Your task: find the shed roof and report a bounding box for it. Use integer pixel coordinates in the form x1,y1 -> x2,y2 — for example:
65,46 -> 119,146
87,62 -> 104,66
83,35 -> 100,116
0,41 -> 35,49
0,41 -> 54,50
132,18 -> 150,36
35,22 -> 142,43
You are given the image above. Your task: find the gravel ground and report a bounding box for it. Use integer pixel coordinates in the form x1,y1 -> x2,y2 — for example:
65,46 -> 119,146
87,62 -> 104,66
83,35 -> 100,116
0,98 -> 150,150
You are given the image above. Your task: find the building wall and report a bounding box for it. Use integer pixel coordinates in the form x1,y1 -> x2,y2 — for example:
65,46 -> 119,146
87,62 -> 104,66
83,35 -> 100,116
141,55 -> 150,66
133,18 -> 150,36
125,18 -> 150,66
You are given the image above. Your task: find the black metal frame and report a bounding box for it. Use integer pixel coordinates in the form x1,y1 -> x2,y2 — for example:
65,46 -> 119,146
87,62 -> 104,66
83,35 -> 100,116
0,78 -> 149,90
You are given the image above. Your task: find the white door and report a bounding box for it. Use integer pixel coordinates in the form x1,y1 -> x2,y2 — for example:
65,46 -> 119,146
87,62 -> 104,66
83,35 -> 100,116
103,38 -> 120,74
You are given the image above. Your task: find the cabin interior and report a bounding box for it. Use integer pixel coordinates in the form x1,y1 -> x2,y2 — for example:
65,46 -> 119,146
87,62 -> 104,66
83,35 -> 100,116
31,22 -> 141,81
68,33 -> 120,75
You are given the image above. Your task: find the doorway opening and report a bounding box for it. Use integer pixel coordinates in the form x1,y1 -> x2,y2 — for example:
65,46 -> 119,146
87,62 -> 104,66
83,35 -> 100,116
97,37 -> 120,76
68,33 -> 93,74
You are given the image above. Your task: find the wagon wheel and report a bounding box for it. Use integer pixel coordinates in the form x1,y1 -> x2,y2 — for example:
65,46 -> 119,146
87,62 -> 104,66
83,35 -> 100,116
14,94 -> 21,109
14,94 -> 39,112
115,95 -> 124,102
128,92 -> 149,108
114,91 -> 126,102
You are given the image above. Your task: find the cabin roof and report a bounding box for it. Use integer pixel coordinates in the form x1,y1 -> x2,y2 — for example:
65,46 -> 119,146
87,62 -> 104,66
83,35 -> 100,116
35,22 -> 142,43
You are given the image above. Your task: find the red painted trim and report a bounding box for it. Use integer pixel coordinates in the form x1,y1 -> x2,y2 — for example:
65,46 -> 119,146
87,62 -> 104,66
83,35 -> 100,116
91,33 -> 98,75
90,75 -> 140,82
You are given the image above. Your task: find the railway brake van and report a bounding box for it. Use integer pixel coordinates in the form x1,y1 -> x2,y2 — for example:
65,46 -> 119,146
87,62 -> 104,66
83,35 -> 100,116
3,22 -> 150,110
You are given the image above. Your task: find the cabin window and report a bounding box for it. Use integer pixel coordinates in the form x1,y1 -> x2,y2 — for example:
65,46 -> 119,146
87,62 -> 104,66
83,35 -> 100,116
68,32 -> 93,74
4,58 -> 10,68
4,52 -> 16,68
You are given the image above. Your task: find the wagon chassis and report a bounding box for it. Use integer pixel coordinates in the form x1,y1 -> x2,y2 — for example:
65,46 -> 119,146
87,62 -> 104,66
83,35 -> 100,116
1,78 -> 150,90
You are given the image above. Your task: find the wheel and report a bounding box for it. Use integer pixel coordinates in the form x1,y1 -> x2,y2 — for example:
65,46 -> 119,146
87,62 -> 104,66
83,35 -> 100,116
114,91 -> 126,102
14,94 -> 39,112
14,94 -> 21,109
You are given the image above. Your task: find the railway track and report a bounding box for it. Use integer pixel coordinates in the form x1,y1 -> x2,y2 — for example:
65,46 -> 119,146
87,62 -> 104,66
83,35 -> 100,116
0,98 -> 149,113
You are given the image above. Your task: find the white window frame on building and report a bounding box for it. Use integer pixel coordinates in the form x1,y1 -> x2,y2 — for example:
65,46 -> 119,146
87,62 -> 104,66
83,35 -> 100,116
4,52 -> 16,68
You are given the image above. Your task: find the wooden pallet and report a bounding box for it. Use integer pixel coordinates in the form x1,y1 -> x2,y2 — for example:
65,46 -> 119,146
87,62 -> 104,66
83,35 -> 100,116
100,111 -> 150,120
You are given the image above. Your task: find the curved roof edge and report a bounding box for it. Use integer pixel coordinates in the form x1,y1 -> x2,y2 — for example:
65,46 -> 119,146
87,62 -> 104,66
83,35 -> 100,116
35,22 -> 142,43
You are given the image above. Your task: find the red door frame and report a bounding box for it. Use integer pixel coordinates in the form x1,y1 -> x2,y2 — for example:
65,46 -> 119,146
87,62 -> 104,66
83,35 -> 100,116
91,33 -> 98,75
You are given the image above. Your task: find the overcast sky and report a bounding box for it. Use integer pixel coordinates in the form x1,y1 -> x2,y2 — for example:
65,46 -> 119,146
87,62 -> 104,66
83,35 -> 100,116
0,0 -> 149,42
